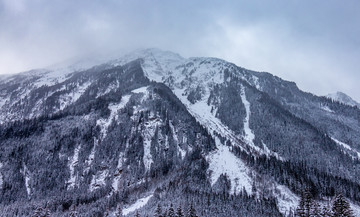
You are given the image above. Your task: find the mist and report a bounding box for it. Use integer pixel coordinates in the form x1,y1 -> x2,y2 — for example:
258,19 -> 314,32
1,0 -> 359,100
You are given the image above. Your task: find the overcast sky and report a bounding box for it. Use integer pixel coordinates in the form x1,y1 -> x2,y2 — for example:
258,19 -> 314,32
1,0 -> 359,100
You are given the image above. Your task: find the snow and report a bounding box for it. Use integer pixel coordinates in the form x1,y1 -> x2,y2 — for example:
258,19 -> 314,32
33,69 -> 71,88
326,91 -> 360,108
262,142 -> 283,160
0,162 -> 3,190
240,86 -> 255,144
331,137 -> 360,160
173,88 -> 247,151
320,104 -> 334,113
20,164 -> 31,197
90,169 -> 109,192
112,152 -> 124,191
252,75 -> 261,90
66,145 -> 80,190
274,185 -> 299,215
58,81 -> 92,110
96,94 -> 131,139
122,194 -> 153,216
132,86 -> 149,94
84,138 -> 98,173
141,118 -> 158,171
351,202 -> 360,217
169,120 -> 186,159
207,138 -> 252,194
97,80 -> 120,97
34,58 -> 100,88
113,48 -> 186,83
111,49 -> 273,157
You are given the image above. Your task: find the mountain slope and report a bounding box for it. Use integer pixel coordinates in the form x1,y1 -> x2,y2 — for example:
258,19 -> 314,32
0,49 -> 359,216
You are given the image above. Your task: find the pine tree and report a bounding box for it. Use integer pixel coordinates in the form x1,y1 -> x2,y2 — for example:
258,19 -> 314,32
116,205 -> 123,217
320,205 -> 332,217
296,188 -> 313,217
69,206 -> 78,217
43,207 -> 51,217
188,203 -> 197,217
168,203 -> 175,217
135,210 -> 141,217
32,207 -> 43,217
310,200 -> 321,217
176,205 -> 184,217
154,203 -> 162,217
332,194 -> 354,217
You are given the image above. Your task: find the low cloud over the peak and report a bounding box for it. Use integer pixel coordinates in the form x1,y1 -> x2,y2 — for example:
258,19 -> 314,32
1,0 -> 359,101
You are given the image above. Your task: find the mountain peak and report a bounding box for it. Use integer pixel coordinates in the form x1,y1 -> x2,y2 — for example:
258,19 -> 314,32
326,91 -> 360,108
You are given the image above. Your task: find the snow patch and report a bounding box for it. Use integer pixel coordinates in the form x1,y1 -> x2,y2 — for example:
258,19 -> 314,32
20,164 -> 31,197
90,169 -> 109,192
207,138 -> 252,194
240,86 -> 255,144
169,120 -> 186,159
132,86 -> 149,94
252,75 -> 261,90
66,146 -> 80,190
96,95 -> 131,139
274,185 -> 299,215
112,152 -> 125,192
84,138 -> 98,173
320,104 -> 334,113
58,81 -> 92,110
142,118 -> 160,171
262,142 -> 283,161
351,202 -> 360,217
0,163 -> 3,190
331,137 -> 360,160
173,88 -> 246,151
122,194 -> 153,216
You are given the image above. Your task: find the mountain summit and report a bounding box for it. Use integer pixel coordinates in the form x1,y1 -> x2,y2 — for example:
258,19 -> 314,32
326,91 -> 360,108
0,49 -> 359,216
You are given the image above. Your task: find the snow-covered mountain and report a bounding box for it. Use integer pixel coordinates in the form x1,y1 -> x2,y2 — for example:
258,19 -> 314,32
0,48 -> 359,216
326,91 -> 360,108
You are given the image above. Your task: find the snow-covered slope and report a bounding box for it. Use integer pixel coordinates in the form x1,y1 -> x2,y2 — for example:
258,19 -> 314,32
326,91 -> 360,108
1,48 -> 360,216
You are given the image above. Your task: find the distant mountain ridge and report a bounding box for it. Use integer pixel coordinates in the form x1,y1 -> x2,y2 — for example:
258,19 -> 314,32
0,48 -> 359,216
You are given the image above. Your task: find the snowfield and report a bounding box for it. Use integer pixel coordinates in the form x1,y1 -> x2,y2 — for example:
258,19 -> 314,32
122,194 -> 153,216
207,138 -> 252,194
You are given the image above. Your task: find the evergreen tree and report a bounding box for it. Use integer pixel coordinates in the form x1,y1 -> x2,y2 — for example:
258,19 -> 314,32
168,203 -> 175,217
32,206 -> 51,217
116,205 -> 123,217
69,206 -> 78,217
320,203 -> 333,217
332,194 -> 354,217
188,203 -> 197,217
296,188 -> 313,217
154,203 -> 162,217
43,207 -> 51,217
135,210 -> 141,217
176,205 -> 184,217
32,207 -> 43,217
310,200 -> 321,217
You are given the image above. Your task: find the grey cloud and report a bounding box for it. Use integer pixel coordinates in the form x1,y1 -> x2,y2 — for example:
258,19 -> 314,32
0,0 -> 359,101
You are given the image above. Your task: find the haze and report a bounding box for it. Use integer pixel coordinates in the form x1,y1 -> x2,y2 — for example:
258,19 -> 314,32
1,0 -> 359,101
